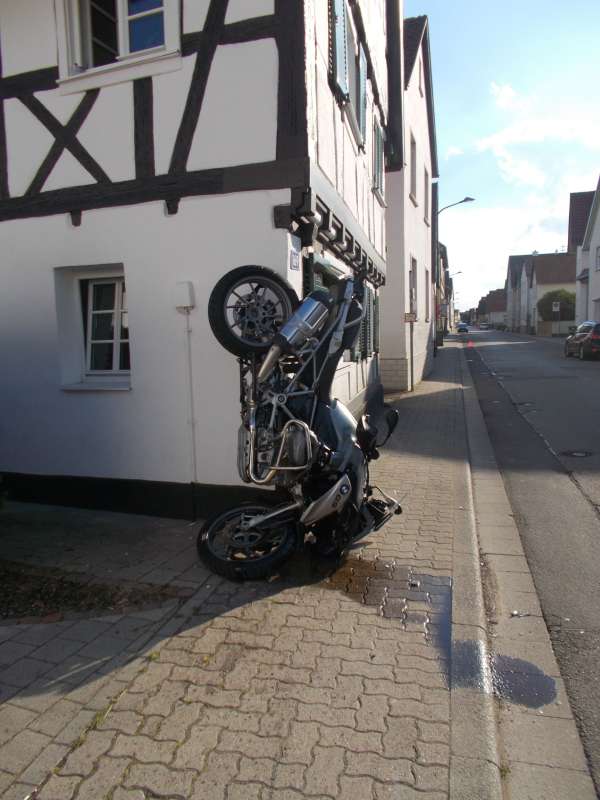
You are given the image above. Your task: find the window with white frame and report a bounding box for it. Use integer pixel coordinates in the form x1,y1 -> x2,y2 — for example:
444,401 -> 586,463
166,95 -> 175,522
410,134 -> 417,202
425,269 -> 430,320
56,0 -> 180,89
409,257 -> 418,316
373,119 -> 384,201
424,167 -> 430,222
81,277 -> 130,374
329,0 -> 368,148
596,245 -> 600,271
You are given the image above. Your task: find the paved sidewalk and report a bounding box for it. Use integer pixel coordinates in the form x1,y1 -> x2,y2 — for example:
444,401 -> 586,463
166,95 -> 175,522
0,343 -> 589,799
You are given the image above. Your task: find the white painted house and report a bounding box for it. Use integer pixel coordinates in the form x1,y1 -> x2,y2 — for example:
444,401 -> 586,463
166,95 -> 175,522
505,252 -> 576,335
0,0 -> 402,517
575,179 -> 600,323
379,14 -> 438,391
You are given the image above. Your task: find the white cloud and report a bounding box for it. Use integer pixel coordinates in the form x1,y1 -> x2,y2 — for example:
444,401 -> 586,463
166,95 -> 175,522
445,145 -> 464,159
439,194 -> 573,311
490,82 -> 530,112
490,145 -> 547,188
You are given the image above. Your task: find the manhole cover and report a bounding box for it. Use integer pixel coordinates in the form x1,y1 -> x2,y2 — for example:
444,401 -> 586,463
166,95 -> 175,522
560,450 -> 593,458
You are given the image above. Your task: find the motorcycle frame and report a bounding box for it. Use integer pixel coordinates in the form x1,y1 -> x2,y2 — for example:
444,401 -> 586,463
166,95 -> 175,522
236,277 -> 365,530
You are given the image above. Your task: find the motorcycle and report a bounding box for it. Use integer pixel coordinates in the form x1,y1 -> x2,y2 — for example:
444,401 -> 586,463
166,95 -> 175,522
197,264 -> 402,580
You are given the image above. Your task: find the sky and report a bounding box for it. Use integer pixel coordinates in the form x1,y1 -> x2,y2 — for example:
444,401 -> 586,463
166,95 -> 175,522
404,0 -> 600,311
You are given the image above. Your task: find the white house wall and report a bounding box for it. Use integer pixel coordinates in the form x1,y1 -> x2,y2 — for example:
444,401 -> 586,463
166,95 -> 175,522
0,0 -> 57,76
380,32 -> 433,391
306,0 -> 387,259
584,210 -> 600,320
189,40 -> 278,170
226,0 -> 274,25
0,191 -> 291,487
0,0 -> 388,504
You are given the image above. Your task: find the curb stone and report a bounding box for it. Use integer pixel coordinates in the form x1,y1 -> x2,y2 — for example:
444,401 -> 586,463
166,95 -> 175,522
457,343 -> 596,800
449,344 -> 502,800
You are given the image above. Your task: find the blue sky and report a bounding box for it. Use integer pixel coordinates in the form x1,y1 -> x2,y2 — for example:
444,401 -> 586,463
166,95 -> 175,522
405,0 -> 600,310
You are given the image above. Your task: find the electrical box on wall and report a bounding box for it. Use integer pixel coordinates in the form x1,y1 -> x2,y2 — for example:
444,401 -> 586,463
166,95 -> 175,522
174,281 -> 195,310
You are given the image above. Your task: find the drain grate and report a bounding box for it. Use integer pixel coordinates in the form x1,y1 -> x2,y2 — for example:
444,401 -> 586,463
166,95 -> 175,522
560,450 -> 593,458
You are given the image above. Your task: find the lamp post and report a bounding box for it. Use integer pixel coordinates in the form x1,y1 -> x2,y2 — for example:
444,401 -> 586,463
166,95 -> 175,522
433,201 -> 474,351
438,196 -> 475,215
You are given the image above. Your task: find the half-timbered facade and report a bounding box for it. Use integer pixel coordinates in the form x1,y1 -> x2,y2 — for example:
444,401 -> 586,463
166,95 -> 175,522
0,0 -> 396,516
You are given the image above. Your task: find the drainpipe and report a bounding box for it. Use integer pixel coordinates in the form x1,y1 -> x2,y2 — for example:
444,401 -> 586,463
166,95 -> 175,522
175,282 -> 198,485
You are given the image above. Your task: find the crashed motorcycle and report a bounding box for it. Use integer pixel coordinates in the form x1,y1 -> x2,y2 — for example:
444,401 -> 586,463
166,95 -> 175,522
197,264 -> 401,580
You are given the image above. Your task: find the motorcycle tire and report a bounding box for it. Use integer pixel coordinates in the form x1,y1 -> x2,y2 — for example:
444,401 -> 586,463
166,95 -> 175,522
208,265 -> 299,357
197,503 -> 297,580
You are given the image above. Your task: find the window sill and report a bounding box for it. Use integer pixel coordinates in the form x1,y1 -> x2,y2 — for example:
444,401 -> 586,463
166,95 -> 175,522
373,187 -> 386,208
343,103 -> 364,151
409,193 -> 418,207
58,49 -> 182,95
62,381 -> 131,392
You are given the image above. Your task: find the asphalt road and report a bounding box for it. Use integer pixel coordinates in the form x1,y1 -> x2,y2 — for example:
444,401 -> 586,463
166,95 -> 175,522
462,328 -> 600,795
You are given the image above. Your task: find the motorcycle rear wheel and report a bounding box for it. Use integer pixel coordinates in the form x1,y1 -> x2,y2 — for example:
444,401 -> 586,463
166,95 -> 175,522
197,503 -> 297,580
208,265 -> 299,356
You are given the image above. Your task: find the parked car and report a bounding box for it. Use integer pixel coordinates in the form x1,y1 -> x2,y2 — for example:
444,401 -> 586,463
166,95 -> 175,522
564,321 -> 600,360
478,322 -> 489,330
457,323 -> 469,333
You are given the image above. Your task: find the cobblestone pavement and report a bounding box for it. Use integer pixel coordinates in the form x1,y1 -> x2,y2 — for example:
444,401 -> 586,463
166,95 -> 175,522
0,346 -> 466,799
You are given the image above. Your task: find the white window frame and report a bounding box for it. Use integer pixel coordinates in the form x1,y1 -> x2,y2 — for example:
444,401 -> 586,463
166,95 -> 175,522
424,167 -> 430,223
595,245 -> 600,271
409,134 -> 417,204
373,118 -> 385,205
409,256 -> 418,317
425,269 -> 430,320
85,277 -> 130,376
55,0 -> 181,94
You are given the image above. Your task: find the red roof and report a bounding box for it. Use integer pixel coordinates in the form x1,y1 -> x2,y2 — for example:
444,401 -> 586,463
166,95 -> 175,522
532,252 -> 576,284
486,289 -> 506,312
568,191 -> 594,252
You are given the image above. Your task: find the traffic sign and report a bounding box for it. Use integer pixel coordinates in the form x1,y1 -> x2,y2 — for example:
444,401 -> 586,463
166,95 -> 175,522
404,312 -> 417,323
552,301 -> 560,312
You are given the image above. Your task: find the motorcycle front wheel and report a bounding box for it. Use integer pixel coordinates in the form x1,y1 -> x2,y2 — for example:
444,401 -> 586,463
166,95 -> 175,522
208,265 -> 299,357
197,503 -> 297,580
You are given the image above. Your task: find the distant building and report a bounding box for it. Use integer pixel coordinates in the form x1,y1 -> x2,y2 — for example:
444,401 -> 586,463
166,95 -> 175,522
575,177 -> 600,322
484,288 -> 506,327
505,253 -> 576,334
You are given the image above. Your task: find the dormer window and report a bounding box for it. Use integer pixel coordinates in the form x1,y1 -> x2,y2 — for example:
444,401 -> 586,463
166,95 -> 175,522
55,0 -> 180,93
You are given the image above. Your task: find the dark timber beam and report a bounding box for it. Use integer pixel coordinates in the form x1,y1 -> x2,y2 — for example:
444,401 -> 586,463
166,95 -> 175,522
169,0 -> 229,176
0,157 -> 310,222
133,78 -> 155,179
24,90 -> 106,195
274,0 -> 308,161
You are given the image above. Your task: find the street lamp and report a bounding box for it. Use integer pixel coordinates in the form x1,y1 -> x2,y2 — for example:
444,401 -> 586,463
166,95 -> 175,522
438,197 -> 475,215
449,271 -> 462,277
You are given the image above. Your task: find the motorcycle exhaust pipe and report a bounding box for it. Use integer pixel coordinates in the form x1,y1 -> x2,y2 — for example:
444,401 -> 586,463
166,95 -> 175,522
257,290 -> 333,384
257,344 -> 282,384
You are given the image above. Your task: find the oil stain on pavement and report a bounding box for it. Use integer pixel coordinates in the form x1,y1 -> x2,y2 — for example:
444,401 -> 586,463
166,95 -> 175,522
318,553 -> 556,709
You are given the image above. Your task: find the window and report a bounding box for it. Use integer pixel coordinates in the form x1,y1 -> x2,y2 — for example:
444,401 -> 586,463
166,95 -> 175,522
81,277 -> 130,374
330,0 -> 367,147
410,135 -> 417,202
424,167 -> 430,222
409,257 -> 418,316
418,58 -> 424,96
596,245 -> 600,271
425,270 -> 430,320
56,0 -> 180,90
373,119 -> 384,201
